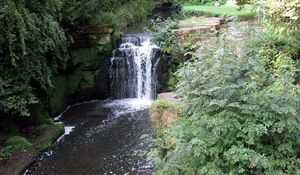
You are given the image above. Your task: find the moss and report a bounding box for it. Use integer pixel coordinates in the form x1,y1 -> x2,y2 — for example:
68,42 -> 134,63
49,67 -> 92,114
96,42 -> 113,55
37,123 -> 64,153
0,145 -> 14,159
28,119 -> 56,135
151,99 -> 177,110
67,66 -> 84,92
49,47 -> 99,114
72,48 -> 97,65
49,75 -> 68,114
81,71 -> 95,89
5,136 -> 33,150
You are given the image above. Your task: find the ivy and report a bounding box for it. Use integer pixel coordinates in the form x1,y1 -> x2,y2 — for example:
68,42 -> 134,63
0,0 -> 69,117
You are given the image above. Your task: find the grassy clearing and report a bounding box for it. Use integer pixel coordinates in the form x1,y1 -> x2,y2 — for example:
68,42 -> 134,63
183,5 -> 256,17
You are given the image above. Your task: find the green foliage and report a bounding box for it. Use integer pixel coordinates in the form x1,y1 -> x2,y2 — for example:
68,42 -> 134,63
62,0 -> 128,24
63,0 -> 155,30
183,5 -> 256,17
260,0 -> 300,34
152,99 -> 177,110
170,0 -> 226,6
0,145 -> 14,159
236,0 -> 251,10
150,32 -> 300,174
167,70 -> 179,91
93,0 -> 154,37
148,18 -> 178,53
38,123 -> 64,152
1,0 -> 156,135
167,61 -> 182,91
150,2 -> 300,174
5,136 -> 33,150
0,0 -> 69,117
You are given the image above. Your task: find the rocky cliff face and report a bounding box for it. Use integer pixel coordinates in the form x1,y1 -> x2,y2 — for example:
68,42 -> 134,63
49,25 -> 113,115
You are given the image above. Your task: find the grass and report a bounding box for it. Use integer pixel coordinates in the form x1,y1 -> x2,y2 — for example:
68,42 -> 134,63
4,136 -> 33,150
183,5 -> 256,17
151,99 -> 177,110
1,135 -> 33,159
36,123 -> 64,153
150,98 -> 181,132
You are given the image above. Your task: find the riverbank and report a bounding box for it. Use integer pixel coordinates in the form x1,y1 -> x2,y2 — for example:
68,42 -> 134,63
0,124 -> 64,175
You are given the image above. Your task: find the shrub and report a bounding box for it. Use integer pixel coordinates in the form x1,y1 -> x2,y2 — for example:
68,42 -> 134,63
260,0 -> 300,34
148,18 -> 178,53
150,33 -> 300,174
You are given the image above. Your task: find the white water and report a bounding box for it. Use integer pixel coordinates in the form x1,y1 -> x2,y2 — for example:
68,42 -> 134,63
110,34 -> 160,99
25,34 -> 160,175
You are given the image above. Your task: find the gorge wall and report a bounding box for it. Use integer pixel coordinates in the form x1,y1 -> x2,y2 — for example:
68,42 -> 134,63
49,26 -> 113,115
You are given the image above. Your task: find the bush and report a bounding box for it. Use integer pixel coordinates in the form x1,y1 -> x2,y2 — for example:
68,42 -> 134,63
150,33 -> 300,174
148,18 -> 178,53
260,0 -> 300,34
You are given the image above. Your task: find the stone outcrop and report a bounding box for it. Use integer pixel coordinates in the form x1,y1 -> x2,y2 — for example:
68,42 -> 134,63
0,125 -> 64,175
49,25 -> 114,115
172,17 -> 225,37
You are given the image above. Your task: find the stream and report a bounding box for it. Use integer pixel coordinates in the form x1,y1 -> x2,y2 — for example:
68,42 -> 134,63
25,34 -> 159,175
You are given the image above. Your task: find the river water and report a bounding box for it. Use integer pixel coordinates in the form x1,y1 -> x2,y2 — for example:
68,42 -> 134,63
25,34 -> 159,175
25,99 -> 154,175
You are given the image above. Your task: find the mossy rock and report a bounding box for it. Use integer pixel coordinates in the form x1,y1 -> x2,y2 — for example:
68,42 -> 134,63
72,48 -> 97,65
35,123 -> 64,153
5,136 -> 33,150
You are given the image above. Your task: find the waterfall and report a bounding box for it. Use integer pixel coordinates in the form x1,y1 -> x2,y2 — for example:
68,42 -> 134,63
109,34 -> 160,99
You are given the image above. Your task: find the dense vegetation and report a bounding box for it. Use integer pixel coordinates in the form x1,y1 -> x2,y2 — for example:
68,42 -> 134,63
150,0 -> 300,174
0,0 -> 69,131
0,0 -> 155,159
1,0 -> 299,174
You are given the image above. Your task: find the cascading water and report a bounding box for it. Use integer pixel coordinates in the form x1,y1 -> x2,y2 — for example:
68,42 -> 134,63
25,33 -> 160,175
109,34 -> 160,99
